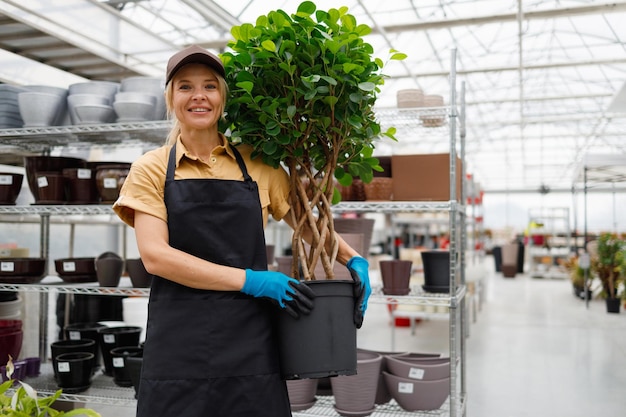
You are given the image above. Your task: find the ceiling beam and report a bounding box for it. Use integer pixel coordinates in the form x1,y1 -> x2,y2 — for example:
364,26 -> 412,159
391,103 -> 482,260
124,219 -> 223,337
179,0 -> 240,34
380,2 -> 626,33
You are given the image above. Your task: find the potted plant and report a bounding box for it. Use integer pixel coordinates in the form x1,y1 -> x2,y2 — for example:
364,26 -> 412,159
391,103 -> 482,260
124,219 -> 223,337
591,232 -> 625,313
220,1 -> 404,379
0,356 -> 101,417
564,255 -> 592,300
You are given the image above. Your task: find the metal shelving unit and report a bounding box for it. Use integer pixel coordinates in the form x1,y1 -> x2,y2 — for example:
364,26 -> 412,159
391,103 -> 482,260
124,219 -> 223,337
0,51 -> 467,416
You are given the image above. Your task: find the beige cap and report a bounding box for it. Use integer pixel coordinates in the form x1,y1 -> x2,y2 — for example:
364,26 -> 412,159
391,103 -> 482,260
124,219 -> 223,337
166,45 -> 225,83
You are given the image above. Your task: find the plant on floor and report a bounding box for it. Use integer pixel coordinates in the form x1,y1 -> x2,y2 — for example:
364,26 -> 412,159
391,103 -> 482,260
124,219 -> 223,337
220,1 -> 405,279
0,356 -> 101,417
591,232 -> 625,299
564,255 -> 592,298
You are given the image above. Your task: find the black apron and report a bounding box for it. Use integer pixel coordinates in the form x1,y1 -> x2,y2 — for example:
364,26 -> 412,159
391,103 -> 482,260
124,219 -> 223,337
136,144 -> 291,417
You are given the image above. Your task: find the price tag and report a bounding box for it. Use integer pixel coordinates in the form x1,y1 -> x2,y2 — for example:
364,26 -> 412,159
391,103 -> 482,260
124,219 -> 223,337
113,357 -> 125,368
63,262 -> 76,272
37,176 -> 49,188
408,367 -> 425,380
77,169 -> 92,179
0,175 -> 12,185
1,262 -> 15,272
104,334 -> 116,344
579,253 -> 590,269
103,178 -> 117,189
398,382 -> 414,394
58,362 -> 70,373
68,331 -> 81,340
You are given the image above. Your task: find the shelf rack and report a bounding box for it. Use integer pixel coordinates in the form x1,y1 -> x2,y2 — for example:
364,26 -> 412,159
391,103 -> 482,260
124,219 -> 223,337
0,50 -> 467,417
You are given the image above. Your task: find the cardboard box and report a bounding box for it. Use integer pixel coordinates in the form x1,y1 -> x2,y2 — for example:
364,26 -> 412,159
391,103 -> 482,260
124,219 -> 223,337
391,153 -> 462,201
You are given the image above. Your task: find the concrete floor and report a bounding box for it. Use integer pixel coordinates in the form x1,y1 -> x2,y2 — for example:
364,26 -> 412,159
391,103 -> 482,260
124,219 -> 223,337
46,255 -> 626,416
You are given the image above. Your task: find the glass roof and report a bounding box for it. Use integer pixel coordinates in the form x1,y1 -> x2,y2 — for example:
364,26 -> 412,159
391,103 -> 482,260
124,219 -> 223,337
4,0 -> 626,194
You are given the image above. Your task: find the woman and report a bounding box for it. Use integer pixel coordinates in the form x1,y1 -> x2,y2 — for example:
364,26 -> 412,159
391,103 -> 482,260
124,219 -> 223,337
113,45 -> 371,416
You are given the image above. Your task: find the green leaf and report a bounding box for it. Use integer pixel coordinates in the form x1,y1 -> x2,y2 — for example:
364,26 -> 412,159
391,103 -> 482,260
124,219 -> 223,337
236,81 -> 254,94
391,52 -> 408,60
297,1 -> 317,16
261,39 -> 276,52
358,82 -> 376,92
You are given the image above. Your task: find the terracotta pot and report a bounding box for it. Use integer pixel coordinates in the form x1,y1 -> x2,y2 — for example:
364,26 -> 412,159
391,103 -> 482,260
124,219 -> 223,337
363,177 -> 393,201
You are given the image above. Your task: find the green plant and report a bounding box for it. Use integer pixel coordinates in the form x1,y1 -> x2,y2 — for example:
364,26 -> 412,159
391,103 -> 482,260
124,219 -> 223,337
591,232 -> 625,298
0,356 -> 100,417
220,1 -> 405,279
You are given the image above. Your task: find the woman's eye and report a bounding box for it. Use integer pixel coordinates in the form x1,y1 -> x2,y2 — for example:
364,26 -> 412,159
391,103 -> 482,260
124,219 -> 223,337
178,85 -> 191,90
205,84 -> 217,90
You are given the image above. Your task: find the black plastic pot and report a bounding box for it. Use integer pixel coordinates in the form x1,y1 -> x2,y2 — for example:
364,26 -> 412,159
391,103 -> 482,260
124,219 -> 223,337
110,346 -> 143,387
606,297 -> 621,314
277,280 -> 357,380
421,250 -> 451,292
54,352 -> 94,393
97,326 -> 142,376
125,354 -> 144,398
64,322 -> 107,370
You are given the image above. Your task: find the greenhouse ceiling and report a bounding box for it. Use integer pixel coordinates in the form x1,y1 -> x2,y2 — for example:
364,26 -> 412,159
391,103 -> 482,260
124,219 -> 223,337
1,0 -> 626,194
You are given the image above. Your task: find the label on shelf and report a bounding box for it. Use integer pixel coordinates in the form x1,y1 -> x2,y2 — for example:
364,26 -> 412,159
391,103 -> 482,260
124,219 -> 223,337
0,262 -> 14,272
37,176 -> 49,188
0,175 -> 12,185
69,331 -> 80,340
398,382 -> 414,394
409,367 -> 425,379
113,357 -> 124,368
104,334 -> 115,344
77,169 -> 92,179
103,178 -> 117,189
58,362 -> 70,373
63,262 -> 76,272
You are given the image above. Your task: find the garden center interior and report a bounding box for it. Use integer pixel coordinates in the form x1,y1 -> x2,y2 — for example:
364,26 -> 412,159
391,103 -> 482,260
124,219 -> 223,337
0,1 -> 625,416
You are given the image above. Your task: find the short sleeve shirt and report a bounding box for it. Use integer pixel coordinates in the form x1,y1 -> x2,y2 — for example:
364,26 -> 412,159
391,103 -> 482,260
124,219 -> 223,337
112,134 -> 291,228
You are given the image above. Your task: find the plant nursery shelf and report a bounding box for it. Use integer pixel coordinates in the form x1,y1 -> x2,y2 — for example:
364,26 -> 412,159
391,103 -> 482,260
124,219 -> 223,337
292,393 -> 466,417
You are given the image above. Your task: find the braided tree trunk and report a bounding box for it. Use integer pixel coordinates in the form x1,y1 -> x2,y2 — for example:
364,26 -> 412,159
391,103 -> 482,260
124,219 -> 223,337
285,155 -> 339,281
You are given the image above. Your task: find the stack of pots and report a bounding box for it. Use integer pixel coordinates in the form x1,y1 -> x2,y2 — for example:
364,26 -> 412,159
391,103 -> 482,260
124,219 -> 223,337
382,352 -> 451,411
97,326 -> 143,387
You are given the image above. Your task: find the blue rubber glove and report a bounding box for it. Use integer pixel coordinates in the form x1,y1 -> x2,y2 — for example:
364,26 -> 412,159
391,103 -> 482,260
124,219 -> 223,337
346,256 -> 371,328
242,269 -> 315,319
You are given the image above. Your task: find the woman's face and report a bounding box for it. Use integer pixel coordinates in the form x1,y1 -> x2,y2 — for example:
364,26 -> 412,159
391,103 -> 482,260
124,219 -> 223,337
170,63 -> 223,131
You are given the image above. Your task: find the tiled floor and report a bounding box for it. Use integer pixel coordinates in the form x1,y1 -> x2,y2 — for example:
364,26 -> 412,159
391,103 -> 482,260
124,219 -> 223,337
55,256 -> 626,416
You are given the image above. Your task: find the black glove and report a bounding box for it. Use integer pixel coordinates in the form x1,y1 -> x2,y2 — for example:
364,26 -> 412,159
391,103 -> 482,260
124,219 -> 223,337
283,281 -> 316,319
347,256 -> 371,329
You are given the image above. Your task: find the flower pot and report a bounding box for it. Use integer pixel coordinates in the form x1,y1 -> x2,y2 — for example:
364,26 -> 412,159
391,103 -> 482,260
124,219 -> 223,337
379,259 -> 412,295
125,258 -> 152,288
606,297 -> 621,313
97,326 -> 142,376
54,352 -> 94,393
64,322 -> 107,370
125,354 -> 143,399
51,339 -> 97,380
62,168 -> 98,204
277,280 -> 357,380
363,177 -> 393,201
94,164 -> 131,203
383,371 -> 450,411
358,349 -> 411,405
286,378 -> 318,411
0,172 -> 24,205
421,250 -> 451,292
110,345 -> 143,387
501,243 -> 518,266
330,350 -> 383,417
334,217 -> 376,258
95,257 -> 124,287
35,172 -> 67,204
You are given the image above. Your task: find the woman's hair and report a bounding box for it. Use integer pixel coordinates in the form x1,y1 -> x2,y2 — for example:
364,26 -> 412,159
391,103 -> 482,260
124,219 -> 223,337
164,66 -> 229,145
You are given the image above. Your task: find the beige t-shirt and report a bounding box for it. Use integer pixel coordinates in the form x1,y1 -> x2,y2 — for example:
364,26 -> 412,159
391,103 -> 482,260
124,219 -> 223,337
112,134 -> 291,228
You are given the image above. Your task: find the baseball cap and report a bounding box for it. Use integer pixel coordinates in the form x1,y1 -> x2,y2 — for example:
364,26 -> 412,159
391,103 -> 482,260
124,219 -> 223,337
165,45 -> 225,84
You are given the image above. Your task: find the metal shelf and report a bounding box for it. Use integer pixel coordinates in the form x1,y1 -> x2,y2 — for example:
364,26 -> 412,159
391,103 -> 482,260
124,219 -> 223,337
17,365 -> 137,408
0,121 -> 171,152
293,393 -> 466,417
0,276 -> 149,296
